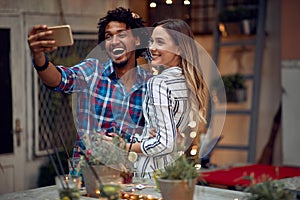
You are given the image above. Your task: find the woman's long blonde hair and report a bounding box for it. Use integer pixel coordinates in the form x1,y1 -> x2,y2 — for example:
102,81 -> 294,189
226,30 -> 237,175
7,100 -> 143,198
153,19 -> 207,124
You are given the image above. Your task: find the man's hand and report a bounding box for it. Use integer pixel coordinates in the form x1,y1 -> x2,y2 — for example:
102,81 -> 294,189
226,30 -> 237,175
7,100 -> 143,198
102,133 -> 127,150
27,25 -> 58,66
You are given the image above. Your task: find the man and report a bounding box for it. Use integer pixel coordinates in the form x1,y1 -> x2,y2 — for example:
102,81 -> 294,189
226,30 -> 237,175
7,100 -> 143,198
27,7 -> 151,157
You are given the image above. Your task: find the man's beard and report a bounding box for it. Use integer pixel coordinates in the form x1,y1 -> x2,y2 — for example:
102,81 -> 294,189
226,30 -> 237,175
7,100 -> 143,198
112,59 -> 128,69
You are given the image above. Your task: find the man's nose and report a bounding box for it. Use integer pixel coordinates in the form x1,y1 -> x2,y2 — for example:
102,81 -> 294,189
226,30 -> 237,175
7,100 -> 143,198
111,35 -> 120,44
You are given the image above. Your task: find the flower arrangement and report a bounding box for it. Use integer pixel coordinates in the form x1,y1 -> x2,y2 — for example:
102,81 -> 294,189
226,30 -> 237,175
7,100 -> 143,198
81,131 -> 131,170
79,130 -> 135,185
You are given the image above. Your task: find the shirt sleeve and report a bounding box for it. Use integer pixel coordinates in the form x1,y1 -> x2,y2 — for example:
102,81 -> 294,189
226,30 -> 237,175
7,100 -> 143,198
53,58 -> 99,93
141,77 -> 176,157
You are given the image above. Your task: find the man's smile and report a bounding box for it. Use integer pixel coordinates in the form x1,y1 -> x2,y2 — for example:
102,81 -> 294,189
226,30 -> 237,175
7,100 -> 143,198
112,47 -> 125,56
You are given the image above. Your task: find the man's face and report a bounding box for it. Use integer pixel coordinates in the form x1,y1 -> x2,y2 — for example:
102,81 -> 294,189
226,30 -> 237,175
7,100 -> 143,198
104,21 -> 140,68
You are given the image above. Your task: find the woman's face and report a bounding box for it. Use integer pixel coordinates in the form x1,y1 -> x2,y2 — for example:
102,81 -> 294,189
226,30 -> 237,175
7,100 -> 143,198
149,26 -> 181,68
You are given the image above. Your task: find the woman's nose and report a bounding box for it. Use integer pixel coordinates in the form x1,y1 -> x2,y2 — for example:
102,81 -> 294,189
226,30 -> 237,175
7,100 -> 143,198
149,43 -> 157,51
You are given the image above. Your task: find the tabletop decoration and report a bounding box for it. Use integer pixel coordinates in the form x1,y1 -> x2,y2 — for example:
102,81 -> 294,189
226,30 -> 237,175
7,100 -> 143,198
81,130 -> 134,176
80,130 -> 134,197
46,147 -> 81,200
120,192 -> 162,200
80,150 -> 124,200
156,155 -> 200,200
55,175 -> 82,200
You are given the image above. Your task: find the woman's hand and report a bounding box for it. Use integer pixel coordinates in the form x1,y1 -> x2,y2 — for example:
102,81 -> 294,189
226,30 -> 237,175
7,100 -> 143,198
149,128 -> 157,138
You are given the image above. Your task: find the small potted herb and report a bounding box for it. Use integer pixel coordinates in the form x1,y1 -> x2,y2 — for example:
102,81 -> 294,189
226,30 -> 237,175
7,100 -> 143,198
214,73 -> 247,103
156,155 -> 200,200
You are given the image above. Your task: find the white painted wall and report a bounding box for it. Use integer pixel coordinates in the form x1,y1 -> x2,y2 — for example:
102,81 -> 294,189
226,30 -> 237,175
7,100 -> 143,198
282,61 -> 300,167
280,0 -> 300,168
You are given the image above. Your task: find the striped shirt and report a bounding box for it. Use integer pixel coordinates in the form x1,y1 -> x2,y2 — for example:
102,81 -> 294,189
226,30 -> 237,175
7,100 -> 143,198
136,66 -> 192,176
53,58 -> 151,156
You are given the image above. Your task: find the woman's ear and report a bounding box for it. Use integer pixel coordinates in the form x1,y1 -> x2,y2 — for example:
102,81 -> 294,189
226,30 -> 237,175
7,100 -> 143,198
176,47 -> 182,56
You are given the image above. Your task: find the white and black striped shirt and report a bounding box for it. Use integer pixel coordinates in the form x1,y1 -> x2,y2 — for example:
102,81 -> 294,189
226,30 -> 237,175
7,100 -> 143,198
136,66 -> 192,177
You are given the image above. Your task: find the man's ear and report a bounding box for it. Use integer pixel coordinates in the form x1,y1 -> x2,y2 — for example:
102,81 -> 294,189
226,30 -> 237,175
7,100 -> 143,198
135,37 -> 141,46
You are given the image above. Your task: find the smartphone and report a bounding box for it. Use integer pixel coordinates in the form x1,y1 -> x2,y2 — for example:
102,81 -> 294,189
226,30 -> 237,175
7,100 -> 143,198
45,25 -> 74,46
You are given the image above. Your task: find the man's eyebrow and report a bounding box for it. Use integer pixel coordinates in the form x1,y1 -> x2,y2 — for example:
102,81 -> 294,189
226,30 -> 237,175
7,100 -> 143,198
105,29 -> 128,34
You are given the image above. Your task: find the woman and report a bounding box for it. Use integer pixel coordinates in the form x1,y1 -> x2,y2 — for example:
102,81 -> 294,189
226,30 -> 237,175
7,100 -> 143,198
124,19 -> 207,177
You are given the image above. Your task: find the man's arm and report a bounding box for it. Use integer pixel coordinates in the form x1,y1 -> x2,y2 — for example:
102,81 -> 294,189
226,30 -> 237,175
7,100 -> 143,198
27,25 -> 62,87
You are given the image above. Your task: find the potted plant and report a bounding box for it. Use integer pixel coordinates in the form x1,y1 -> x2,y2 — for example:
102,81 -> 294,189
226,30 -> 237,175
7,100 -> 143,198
223,74 -> 247,103
243,175 -> 296,200
155,155 -> 200,200
213,73 -> 247,103
218,6 -> 256,36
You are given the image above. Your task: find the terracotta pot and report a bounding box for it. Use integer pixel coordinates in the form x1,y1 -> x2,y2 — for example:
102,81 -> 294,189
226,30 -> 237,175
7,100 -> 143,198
157,178 -> 197,200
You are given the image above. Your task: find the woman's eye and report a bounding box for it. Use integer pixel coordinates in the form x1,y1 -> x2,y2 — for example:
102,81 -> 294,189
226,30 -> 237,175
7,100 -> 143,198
157,40 -> 164,46
148,39 -> 153,46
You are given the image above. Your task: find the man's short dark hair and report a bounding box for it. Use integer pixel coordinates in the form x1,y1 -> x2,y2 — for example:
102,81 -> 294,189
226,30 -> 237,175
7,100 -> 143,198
97,7 -> 149,58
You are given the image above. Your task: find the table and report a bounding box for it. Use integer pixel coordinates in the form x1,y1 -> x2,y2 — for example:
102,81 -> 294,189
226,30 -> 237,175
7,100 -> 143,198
0,183 -> 248,200
1,174 -> 299,200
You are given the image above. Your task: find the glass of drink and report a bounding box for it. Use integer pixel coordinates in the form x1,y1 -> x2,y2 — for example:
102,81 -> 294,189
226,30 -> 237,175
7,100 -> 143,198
55,174 -> 82,200
98,175 -> 123,200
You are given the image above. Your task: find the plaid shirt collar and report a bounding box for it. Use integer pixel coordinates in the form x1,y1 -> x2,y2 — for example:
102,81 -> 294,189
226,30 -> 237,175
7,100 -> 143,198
102,59 -> 149,88
102,60 -> 117,79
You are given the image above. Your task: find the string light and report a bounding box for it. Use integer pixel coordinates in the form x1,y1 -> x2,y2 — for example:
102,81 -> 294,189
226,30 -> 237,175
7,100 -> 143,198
190,131 -> 197,138
150,2 -> 157,8
184,0 -> 190,5
166,0 -> 172,4
190,148 -> 197,156
195,164 -> 201,170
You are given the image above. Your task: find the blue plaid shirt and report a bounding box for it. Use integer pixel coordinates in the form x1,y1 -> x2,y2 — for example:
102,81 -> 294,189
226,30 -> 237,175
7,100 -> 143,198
53,58 -> 151,157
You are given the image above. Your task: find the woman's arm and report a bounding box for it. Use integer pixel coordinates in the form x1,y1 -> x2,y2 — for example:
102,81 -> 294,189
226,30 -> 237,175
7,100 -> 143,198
106,77 -> 176,156
140,77 -> 176,157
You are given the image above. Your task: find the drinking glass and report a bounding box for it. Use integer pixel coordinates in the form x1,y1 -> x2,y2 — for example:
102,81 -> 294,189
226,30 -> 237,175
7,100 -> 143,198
68,157 -> 82,176
98,175 -> 123,200
55,175 -> 82,200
